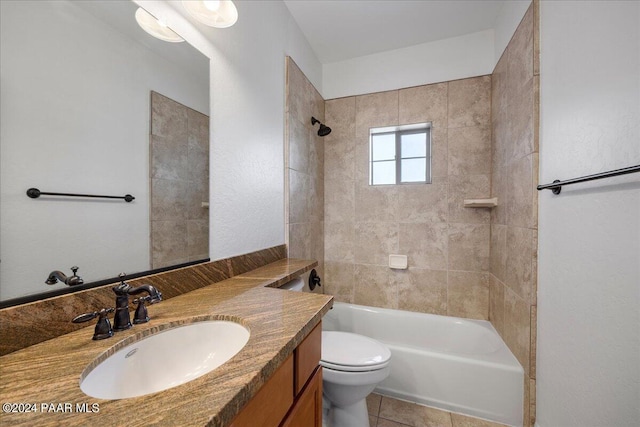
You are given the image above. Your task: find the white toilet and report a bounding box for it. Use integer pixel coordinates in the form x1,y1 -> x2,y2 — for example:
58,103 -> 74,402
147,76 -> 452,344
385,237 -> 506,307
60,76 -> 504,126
320,331 -> 391,427
280,277 -> 391,427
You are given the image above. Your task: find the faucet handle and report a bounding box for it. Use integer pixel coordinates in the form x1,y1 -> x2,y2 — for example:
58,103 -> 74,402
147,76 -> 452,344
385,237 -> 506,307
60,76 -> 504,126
73,308 -> 115,340
133,296 -> 151,324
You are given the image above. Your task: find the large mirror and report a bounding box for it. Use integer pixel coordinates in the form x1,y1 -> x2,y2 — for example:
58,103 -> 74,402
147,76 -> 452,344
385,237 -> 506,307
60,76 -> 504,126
0,0 -> 210,304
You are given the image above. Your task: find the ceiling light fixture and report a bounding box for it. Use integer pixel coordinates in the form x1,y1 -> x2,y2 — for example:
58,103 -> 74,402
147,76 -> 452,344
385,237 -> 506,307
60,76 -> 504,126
135,7 -> 184,43
182,0 -> 238,28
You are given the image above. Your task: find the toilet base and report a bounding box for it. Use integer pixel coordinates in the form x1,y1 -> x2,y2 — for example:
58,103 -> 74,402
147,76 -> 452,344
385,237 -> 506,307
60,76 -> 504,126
323,395 -> 369,427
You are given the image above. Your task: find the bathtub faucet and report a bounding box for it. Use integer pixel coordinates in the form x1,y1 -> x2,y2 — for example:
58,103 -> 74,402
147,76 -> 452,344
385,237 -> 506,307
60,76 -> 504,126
45,266 -> 84,286
112,273 -> 162,331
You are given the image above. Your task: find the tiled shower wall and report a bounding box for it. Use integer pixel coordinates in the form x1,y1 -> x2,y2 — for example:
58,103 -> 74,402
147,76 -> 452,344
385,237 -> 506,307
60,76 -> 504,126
150,91 -> 210,269
489,3 -> 539,426
285,58 -> 324,289
323,76 -> 493,319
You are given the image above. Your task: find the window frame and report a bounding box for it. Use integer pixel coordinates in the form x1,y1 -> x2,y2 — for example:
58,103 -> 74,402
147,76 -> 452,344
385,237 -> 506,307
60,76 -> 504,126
369,123 -> 432,186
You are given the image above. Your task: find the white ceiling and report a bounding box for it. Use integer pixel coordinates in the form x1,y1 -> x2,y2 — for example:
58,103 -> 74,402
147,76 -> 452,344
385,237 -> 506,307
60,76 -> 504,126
283,0 -> 507,64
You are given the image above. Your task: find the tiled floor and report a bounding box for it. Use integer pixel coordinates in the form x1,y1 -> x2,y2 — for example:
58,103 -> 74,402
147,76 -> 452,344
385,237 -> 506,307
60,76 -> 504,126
366,393 -> 509,427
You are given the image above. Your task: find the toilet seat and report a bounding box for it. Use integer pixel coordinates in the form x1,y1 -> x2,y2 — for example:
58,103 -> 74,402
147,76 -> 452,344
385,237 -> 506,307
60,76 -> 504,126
321,331 -> 391,372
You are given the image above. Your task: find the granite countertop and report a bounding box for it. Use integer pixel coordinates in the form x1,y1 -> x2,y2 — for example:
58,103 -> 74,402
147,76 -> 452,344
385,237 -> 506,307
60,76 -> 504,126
0,259 -> 333,427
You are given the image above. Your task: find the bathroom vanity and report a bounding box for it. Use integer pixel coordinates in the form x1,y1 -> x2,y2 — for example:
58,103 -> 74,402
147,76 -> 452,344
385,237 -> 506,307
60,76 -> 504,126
0,259 -> 332,427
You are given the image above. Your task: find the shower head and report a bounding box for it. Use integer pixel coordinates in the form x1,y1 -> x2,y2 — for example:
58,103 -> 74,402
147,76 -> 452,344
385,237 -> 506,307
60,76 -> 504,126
311,117 -> 332,137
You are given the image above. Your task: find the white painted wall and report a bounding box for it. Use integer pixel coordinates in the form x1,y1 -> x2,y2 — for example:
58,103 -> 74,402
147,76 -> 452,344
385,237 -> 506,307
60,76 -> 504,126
493,0 -> 532,63
0,1 -> 208,300
322,29 -> 495,99
537,1 -> 640,426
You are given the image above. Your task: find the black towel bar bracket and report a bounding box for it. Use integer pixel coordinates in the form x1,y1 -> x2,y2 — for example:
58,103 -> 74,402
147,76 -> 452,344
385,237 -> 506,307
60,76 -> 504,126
26,188 -> 135,202
537,164 -> 640,194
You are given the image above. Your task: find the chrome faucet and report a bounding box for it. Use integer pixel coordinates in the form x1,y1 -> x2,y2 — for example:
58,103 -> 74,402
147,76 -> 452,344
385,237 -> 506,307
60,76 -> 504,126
112,273 -> 162,331
45,266 -> 84,286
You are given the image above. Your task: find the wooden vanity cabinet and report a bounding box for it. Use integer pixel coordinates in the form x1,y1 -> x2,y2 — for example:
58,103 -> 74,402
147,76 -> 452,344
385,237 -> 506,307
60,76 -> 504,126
230,322 -> 322,427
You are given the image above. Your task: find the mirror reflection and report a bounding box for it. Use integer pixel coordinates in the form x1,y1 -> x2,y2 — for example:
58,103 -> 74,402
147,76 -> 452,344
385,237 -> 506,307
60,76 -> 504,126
0,0 -> 210,302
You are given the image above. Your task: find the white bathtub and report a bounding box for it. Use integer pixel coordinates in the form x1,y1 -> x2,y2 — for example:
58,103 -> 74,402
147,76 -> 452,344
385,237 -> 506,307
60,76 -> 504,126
322,302 -> 523,426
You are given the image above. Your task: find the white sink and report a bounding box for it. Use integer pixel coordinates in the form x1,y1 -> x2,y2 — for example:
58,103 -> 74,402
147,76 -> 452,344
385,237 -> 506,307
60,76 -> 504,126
80,320 -> 250,399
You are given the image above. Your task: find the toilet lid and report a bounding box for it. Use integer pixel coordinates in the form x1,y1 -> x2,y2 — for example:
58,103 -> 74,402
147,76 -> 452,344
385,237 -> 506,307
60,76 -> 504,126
321,331 -> 391,372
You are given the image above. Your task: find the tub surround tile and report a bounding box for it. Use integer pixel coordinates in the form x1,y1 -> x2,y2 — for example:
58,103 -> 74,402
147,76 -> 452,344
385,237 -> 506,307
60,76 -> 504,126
504,287 -> 531,377
377,419 -> 410,427
354,222 -> 399,265
505,227 -> 534,303
150,134 -> 189,181
397,268 -> 448,315
288,114 -> 312,173
448,175 -> 492,224
398,82 -> 448,126
151,220 -> 189,269
397,183 -> 448,223
355,90 -> 399,137
447,126 -> 491,177
530,304 -> 537,379
447,76 -> 491,129
354,264 -> 397,309
447,271 -> 490,320
325,178 -> 355,222
379,396 -> 453,427
507,154 -> 535,230
431,126 -> 449,179
399,223 -> 449,270
489,275 -> 506,336
325,222 -> 355,262
447,224 -> 490,272
151,91 -> 188,139
0,261 -> 332,427
355,185 -> 399,222
529,378 -> 537,427
324,262 -> 355,303
490,224 -> 507,283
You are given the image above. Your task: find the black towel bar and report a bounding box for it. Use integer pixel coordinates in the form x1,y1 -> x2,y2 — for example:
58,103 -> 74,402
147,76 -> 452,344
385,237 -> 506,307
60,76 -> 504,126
26,188 -> 135,202
537,164 -> 640,194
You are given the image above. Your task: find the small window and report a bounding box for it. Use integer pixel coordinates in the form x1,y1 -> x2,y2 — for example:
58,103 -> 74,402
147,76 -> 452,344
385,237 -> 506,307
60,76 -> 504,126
369,123 -> 431,185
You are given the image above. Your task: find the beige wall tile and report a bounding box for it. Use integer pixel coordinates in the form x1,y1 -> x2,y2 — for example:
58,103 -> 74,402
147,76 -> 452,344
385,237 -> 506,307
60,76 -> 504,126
490,158 -> 508,225
448,126 -> 492,176
509,77 -> 535,161
399,223 -> 449,270
288,222 -> 312,259
186,107 -> 208,149
379,396 -> 453,427
151,220 -> 188,269
431,126 -> 449,179
397,268 -> 448,315
399,82 -> 448,126
151,178 -> 189,221
523,372 -> 531,427
187,220 -> 208,259
529,378 -> 537,427
507,154 -> 535,229
287,58 -> 315,127
324,261 -> 355,303
371,416 -> 380,427
489,275 -> 506,336
448,224 -> 490,272
490,224 -> 507,282
355,90 -> 399,138
325,97 -> 356,182
151,135 -> 188,181
186,177 -> 209,221
397,183 -> 448,223
354,222 -> 399,265
377,419 -> 407,427
288,169 -> 311,224
355,185 -> 399,222
448,175 -> 492,224
504,287 -> 531,377
325,222 -> 355,262
448,271 -> 490,320
448,76 -> 491,128
507,5 -> 534,96
354,264 -> 397,308
325,178 -> 355,222
288,116 -> 311,172
492,53 -> 509,125
505,226 -> 534,302
151,91 -> 188,139
530,304 -> 537,379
